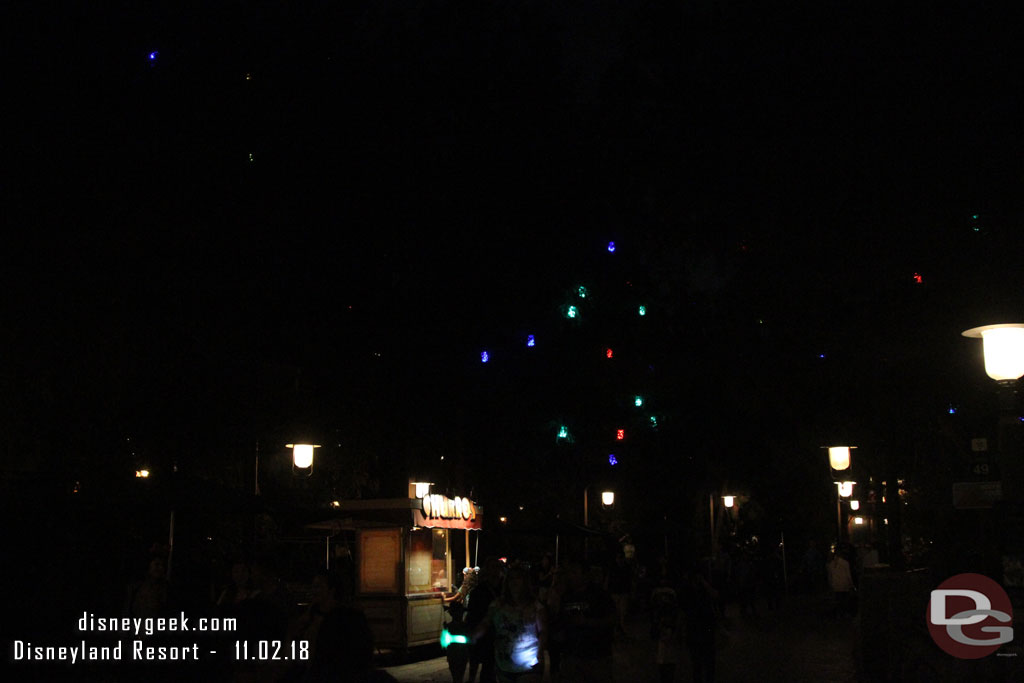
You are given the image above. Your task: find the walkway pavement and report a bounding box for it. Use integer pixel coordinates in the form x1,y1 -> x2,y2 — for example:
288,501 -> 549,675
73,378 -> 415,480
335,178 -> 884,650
381,592 -> 857,682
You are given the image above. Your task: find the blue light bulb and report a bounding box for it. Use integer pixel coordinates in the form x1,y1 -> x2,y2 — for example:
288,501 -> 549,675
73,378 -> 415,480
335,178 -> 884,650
607,241 -> 616,253
481,351 -> 489,363
527,335 -> 535,347
148,51 -> 158,61
608,454 -> 618,466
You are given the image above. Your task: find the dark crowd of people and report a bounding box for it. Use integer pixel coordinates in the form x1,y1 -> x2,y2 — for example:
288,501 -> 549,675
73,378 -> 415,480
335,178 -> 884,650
105,533 -> 881,683
440,535 -> 885,683
441,540 -> 724,683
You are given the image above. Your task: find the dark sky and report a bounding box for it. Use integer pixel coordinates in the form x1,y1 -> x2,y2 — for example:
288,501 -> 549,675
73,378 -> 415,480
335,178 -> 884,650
4,2 -> 1023,510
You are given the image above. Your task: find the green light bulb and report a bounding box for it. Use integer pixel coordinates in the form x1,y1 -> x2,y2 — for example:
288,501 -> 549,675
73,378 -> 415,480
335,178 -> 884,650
634,396 -> 643,407
638,305 -> 646,316
567,305 -> 578,319
577,286 -> 588,298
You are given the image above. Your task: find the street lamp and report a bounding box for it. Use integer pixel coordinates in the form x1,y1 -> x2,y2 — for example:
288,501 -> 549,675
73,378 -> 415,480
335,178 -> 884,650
287,443 -> 321,476
582,487 -> 615,560
962,324 -> 1024,382
962,322 -> 1024,577
833,481 -> 855,542
850,500 -> 860,511
710,493 -> 739,559
828,446 -> 854,471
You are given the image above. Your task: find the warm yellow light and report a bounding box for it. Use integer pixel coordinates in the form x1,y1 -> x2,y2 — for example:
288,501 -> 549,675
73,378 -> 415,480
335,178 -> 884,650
499,516 -> 508,524
837,481 -> 854,497
854,517 -> 864,525
287,443 -> 320,468
850,500 -> 860,511
828,446 -> 851,470
135,469 -> 150,478
330,500 -> 340,508
723,495 -> 735,508
413,482 -> 431,498
601,491 -> 615,506
962,324 -> 1024,381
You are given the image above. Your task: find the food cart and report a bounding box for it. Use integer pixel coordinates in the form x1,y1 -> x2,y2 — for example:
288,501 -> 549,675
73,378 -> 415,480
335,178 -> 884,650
307,482 -> 482,651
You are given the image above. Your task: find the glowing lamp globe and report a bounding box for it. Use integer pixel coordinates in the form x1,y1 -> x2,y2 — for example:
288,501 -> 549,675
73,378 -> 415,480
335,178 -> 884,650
828,446 -> 851,471
287,443 -> 320,469
723,495 -> 735,508
850,500 -> 860,511
962,324 -> 1024,381
837,481 -> 855,498
601,491 -> 615,506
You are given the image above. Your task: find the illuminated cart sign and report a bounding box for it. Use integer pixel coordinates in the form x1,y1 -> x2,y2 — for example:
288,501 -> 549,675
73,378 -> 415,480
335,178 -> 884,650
413,494 -> 482,530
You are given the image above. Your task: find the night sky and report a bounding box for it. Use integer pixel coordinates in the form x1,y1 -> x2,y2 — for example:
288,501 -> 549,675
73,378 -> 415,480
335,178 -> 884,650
4,2 -> 1024,570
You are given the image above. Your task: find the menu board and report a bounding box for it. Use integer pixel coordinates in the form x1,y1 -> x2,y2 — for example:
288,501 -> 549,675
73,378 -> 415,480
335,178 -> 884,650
359,529 -> 400,594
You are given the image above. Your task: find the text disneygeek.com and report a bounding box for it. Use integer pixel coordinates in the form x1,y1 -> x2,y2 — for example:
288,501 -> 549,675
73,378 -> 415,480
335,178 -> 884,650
11,612 -> 238,664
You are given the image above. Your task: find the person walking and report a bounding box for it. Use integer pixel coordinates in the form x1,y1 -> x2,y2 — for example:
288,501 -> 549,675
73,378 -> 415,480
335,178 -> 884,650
607,552 -> 632,637
473,564 -> 546,683
557,561 -> 615,683
681,566 -> 718,683
466,558 -> 504,682
826,549 -> 854,618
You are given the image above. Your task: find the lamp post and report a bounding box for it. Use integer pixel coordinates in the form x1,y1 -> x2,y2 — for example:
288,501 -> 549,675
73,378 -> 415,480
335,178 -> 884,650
710,493 -> 738,560
963,324 -> 1024,495
824,446 -> 857,542
583,487 -> 616,527
962,323 -> 1024,584
836,481 -> 855,541
583,487 -> 615,561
